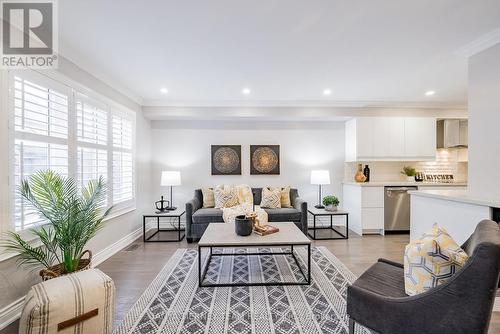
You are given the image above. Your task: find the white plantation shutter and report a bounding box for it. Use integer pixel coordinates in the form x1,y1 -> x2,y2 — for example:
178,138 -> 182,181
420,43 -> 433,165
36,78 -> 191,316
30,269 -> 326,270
112,114 -> 134,204
76,95 -> 107,145
12,75 -> 70,231
75,94 -> 109,201
9,72 -> 136,232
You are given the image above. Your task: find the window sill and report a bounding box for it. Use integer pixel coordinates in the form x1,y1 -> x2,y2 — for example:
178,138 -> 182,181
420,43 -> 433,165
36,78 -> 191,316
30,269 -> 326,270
0,206 -> 137,263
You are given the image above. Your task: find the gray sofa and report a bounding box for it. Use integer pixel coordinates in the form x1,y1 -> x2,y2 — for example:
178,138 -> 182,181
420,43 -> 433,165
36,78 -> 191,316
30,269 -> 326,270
185,187 -> 307,243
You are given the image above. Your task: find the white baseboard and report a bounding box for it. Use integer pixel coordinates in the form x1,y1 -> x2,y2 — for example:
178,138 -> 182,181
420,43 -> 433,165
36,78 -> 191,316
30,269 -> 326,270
92,224 -> 149,266
494,297 -> 500,312
0,223 -> 151,330
0,298 -> 25,331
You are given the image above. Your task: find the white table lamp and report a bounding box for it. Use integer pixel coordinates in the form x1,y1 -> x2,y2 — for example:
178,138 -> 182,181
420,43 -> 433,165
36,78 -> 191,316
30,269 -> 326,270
161,171 -> 181,210
311,170 -> 330,209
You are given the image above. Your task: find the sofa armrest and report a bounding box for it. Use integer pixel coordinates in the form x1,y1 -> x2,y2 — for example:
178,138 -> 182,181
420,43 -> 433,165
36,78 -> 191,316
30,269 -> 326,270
293,197 -> 308,234
185,197 -> 202,242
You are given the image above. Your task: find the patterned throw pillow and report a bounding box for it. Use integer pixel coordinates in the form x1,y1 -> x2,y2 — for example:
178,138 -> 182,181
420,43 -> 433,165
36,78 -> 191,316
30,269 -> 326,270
404,224 -> 469,296
260,187 -> 281,208
201,187 -> 215,208
214,185 -> 238,209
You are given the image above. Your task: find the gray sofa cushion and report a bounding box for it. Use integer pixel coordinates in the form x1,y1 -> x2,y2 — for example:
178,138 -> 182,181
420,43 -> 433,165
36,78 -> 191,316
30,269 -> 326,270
264,208 -> 301,222
192,208 -> 224,224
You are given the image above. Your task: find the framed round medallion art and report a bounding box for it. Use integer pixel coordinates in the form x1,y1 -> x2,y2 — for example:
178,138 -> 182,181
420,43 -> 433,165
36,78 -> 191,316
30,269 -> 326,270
211,145 -> 242,175
250,145 -> 280,175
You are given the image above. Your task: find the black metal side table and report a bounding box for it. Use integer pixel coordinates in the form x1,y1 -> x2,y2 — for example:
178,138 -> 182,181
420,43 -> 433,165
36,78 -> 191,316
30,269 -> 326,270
307,208 -> 349,240
143,209 -> 185,242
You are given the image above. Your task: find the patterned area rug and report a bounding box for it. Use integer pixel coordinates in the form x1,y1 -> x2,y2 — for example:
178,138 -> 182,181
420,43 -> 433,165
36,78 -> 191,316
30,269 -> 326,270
114,246 -> 368,334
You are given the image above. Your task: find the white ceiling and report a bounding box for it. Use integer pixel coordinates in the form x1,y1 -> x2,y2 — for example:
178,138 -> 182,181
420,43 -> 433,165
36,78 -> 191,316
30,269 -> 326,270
59,0 -> 500,107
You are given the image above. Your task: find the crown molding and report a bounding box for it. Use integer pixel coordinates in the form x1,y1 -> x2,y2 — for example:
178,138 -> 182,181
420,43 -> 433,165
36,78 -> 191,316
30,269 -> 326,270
141,99 -> 467,110
455,27 -> 500,58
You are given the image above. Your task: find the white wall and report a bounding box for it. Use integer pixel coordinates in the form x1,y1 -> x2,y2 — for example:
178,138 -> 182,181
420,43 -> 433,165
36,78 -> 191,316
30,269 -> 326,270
468,42 -> 500,200
150,121 -> 345,209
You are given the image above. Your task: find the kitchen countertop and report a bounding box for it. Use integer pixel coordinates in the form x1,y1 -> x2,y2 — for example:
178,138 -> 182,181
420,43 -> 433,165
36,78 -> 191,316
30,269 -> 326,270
409,189 -> 500,208
342,181 -> 468,187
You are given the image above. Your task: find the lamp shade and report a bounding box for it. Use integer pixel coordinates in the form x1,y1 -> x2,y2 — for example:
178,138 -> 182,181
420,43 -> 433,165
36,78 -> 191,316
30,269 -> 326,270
161,171 -> 181,186
310,170 -> 330,185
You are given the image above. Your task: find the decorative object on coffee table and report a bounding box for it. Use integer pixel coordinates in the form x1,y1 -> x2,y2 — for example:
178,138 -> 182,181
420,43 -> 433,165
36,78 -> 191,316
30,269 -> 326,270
323,195 -> 339,212
308,207 -> 349,240
311,170 -> 330,208
161,171 -> 181,210
250,145 -> 280,175
234,215 -> 253,236
143,209 -> 186,242
211,145 -> 241,175
355,163 -> 367,182
2,170 -> 111,281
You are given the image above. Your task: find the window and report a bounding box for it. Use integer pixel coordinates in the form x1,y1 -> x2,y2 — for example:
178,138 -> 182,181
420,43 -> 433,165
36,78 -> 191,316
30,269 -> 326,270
10,72 -> 135,231
112,115 -> 134,204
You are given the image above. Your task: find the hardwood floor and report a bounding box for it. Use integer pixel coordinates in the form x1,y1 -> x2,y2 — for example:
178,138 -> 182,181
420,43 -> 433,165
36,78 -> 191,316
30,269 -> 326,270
2,230 -> 499,333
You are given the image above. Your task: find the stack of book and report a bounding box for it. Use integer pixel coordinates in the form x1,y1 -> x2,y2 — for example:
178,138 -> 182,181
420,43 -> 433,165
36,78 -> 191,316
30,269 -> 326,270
254,224 -> 279,236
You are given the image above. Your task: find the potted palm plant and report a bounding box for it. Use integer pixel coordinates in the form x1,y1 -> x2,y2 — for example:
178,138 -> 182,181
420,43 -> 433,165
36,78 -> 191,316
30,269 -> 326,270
2,170 -> 111,280
322,195 -> 340,212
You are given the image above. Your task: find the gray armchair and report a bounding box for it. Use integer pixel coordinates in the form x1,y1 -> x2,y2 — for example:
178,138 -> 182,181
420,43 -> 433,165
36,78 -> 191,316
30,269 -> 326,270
347,219 -> 500,334
185,187 -> 308,243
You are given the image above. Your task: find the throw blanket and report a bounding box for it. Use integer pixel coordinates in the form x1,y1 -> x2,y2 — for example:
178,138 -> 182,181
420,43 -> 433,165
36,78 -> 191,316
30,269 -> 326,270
222,184 -> 268,225
222,203 -> 268,225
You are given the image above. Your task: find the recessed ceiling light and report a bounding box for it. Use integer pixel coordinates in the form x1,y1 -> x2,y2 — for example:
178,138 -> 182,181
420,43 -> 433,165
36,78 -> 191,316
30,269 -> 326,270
242,88 -> 251,95
160,87 -> 168,94
323,88 -> 332,96
425,90 -> 435,96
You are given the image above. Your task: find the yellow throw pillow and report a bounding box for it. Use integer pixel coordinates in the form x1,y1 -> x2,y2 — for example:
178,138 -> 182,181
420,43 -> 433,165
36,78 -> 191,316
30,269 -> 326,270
201,187 -> 215,208
260,187 -> 281,209
278,186 -> 292,208
404,224 -> 469,296
214,185 -> 238,209
236,184 -> 253,205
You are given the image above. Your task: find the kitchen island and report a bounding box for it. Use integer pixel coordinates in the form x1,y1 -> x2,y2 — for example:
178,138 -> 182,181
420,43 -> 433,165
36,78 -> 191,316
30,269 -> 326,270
409,189 -> 498,244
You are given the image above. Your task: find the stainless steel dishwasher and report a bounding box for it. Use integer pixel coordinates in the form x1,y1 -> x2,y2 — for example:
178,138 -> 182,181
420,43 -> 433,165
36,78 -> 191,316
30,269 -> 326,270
384,186 -> 418,232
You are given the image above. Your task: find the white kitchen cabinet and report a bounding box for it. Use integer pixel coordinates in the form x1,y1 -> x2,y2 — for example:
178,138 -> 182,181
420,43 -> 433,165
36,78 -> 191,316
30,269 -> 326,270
361,208 -> 384,230
343,184 -> 384,235
345,117 -> 436,161
404,117 -> 436,160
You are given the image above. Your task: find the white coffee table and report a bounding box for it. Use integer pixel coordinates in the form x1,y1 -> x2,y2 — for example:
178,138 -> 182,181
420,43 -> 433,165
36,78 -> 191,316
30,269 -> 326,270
198,222 -> 311,287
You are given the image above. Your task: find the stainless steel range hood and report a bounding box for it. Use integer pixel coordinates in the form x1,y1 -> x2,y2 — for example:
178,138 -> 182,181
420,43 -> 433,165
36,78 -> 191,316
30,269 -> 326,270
437,119 -> 468,148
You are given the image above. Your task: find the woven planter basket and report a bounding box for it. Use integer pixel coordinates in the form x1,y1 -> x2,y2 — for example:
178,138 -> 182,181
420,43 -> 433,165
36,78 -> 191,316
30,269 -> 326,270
39,250 -> 92,281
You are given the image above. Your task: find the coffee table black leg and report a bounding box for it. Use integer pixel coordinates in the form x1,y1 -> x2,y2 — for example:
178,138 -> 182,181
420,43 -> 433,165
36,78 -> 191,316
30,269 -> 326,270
178,216 -> 181,241
308,244 -> 311,283
198,245 -> 202,287
143,216 -> 146,242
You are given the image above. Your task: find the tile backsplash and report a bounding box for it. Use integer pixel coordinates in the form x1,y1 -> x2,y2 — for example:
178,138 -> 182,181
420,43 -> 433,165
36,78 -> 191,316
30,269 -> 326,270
344,148 -> 468,182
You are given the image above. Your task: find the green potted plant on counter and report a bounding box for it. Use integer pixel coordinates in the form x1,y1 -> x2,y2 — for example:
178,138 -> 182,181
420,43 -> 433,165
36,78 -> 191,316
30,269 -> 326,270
2,170 -> 112,280
401,166 -> 417,182
322,195 -> 340,212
